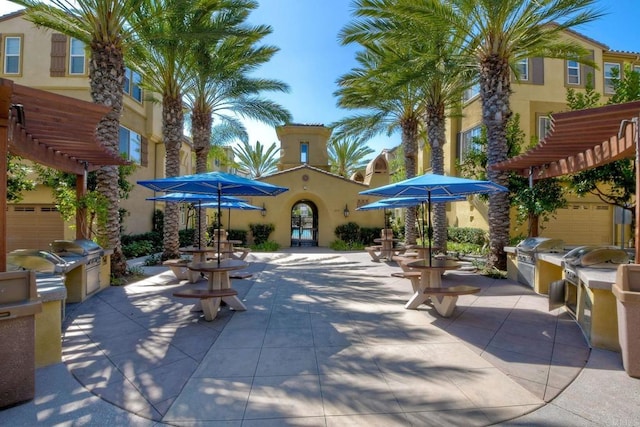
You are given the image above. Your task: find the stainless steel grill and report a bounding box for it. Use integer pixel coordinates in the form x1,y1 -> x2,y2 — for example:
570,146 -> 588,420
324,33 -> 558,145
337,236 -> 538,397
560,246 -> 629,336
7,249 -> 71,275
50,239 -> 104,296
516,237 -> 565,287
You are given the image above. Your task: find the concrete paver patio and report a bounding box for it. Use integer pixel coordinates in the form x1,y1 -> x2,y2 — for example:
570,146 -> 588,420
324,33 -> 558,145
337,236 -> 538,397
1,248 -> 639,426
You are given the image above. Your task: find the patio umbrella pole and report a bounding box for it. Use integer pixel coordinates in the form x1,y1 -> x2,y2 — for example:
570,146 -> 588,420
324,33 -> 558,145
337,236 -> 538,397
198,200 -> 202,249
217,185 -> 222,266
428,191 -> 433,267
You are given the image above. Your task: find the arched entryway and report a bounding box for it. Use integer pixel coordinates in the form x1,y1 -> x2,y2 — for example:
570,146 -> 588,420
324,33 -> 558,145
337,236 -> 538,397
291,200 -> 318,247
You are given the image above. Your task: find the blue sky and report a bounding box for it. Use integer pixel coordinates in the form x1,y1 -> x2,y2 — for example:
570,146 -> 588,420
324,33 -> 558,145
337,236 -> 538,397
1,0 -> 639,156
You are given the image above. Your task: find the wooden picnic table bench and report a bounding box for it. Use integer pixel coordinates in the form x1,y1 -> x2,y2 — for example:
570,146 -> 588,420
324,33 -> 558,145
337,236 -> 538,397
173,288 -> 239,321
421,285 -> 481,317
163,259 -> 199,283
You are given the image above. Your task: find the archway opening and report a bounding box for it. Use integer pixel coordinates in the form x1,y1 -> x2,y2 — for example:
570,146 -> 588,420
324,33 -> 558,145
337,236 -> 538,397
291,200 -> 318,247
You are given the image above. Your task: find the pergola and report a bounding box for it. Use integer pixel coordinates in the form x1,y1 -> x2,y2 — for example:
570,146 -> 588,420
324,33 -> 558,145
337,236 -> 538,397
492,100 -> 640,262
0,78 -> 129,271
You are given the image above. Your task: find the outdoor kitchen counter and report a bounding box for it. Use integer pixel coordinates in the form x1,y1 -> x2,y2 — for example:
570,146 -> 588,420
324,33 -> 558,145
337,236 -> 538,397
35,275 -> 67,368
577,266 -> 617,290
574,265 -> 620,351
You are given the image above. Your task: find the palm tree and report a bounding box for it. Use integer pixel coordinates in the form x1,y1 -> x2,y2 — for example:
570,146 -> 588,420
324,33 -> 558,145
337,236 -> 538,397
131,0 -> 239,259
184,3 -> 290,245
341,1 -> 472,252
327,134 -> 374,178
13,0 -> 143,277
394,0 -> 602,269
233,140 -> 280,178
334,41 -> 427,244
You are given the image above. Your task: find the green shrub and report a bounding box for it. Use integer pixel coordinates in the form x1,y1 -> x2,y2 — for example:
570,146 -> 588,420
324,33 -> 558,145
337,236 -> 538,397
122,240 -> 155,258
447,227 -> 487,246
330,239 -> 365,251
152,209 -> 163,233
334,222 -> 360,243
179,229 -> 195,247
144,253 -> 162,266
250,223 -> 275,245
448,241 -> 488,256
359,227 -> 379,244
250,240 -> 279,251
228,229 -> 248,243
121,231 -> 162,248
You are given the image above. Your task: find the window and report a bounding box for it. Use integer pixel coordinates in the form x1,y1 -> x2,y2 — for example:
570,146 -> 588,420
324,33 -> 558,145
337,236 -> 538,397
69,38 -> 85,74
462,83 -> 480,102
119,126 -> 141,163
633,65 -> 640,74
516,58 -> 529,81
538,116 -> 551,142
604,62 -> 620,94
123,67 -> 143,102
460,126 -> 482,161
567,60 -> 580,85
3,36 -> 21,74
300,142 -> 309,164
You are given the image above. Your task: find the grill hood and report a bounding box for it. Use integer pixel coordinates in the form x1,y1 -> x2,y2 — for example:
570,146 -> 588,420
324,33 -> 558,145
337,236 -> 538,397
517,237 -> 564,253
563,246 -> 629,267
50,239 -> 103,257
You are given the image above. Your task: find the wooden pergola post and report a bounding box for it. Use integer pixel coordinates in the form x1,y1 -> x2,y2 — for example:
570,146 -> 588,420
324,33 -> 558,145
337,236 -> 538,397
0,80 -> 13,272
76,169 -> 88,240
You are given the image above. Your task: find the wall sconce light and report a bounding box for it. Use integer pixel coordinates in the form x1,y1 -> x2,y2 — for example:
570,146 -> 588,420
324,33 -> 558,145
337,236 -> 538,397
261,203 -> 267,217
343,204 -> 350,218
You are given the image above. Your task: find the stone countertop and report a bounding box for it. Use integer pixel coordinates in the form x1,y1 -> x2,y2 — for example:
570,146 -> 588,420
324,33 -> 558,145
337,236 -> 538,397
537,253 -> 565,266
578,266 -> 619,290
36,274 -> 67,302
507,246 -> 621,291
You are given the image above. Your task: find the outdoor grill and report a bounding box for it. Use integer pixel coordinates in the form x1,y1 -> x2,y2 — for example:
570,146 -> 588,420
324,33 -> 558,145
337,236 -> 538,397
50,239 -> 105,300
7,249 -> 71,275
562,246 -> 630,311
516,237 -> 565,287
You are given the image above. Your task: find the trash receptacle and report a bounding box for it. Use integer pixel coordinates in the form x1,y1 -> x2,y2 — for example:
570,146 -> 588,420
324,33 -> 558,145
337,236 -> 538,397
0,270 -> 42,408
612,264 -> 640,378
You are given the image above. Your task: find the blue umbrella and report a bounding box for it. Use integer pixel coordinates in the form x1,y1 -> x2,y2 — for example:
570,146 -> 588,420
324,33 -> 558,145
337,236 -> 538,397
360,174 -> 508,265
147,193 -> 247,246
357,195 -> 467,245
356,195 -> 466,210
201,200 -> 263,236
138,172 -> 288,264
146,192 -> 244,203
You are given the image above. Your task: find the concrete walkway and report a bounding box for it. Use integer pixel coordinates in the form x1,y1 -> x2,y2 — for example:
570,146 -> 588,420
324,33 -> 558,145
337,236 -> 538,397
1,248 -> 639,426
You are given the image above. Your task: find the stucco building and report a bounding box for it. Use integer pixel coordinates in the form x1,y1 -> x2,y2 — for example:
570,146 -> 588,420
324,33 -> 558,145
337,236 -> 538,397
1,11 -> 191,250
2,8 -> 639,249
442,28 -> 640,246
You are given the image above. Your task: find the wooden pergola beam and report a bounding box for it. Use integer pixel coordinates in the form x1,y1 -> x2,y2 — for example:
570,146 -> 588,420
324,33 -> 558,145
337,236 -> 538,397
1,78 -> 129,272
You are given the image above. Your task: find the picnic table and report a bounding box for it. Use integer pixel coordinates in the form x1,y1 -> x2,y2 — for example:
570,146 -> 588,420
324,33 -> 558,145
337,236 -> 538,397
173,259 -> 248,321
403,258 -> 479,316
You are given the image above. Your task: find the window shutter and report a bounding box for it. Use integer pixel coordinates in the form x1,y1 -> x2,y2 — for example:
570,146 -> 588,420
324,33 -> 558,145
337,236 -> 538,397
581,50 -> 595,88
532,57 -> 544,85
50,33 -> 67,77
456,132 -> 462,160
141,136 -> 148,167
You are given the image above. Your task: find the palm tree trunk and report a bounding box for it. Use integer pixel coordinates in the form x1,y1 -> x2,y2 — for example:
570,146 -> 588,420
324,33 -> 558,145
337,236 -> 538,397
90,42 -> 127,277
192,105 -> 212,248
426,103 -> 447,253
401,117 -> 418,245
162,94 -> 184,260
481,54 -> 512,271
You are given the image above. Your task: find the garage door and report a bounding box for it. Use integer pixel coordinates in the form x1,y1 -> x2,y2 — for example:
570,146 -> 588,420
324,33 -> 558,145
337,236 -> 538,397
7,205 -> 65,251
541,203 -> 611,245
